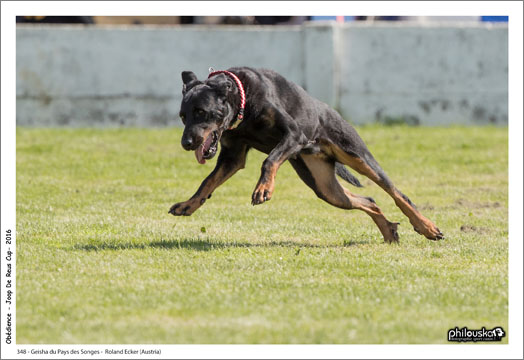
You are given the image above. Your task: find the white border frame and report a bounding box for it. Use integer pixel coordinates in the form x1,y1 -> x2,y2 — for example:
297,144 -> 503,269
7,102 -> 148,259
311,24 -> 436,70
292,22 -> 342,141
2,1 -> 522,359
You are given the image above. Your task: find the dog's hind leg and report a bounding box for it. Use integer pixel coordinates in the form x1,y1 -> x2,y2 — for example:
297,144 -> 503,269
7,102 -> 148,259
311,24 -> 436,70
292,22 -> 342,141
329,143 -> 443,240
289,154 -> 400,243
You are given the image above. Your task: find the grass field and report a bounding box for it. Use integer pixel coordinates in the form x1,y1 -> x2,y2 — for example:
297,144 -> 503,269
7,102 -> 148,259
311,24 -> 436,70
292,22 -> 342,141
16,125 -> 508,344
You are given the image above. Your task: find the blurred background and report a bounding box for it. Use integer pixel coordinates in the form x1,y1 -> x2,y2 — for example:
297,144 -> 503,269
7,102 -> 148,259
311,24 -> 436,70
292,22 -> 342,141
16,16 -> 508,127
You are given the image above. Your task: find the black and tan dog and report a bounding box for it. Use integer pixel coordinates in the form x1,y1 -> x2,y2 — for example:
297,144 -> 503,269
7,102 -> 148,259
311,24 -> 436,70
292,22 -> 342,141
169,67 -> 443,243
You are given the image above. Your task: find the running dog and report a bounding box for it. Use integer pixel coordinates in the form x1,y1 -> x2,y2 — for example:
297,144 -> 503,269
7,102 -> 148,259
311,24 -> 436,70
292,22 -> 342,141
169,67 -> 443,243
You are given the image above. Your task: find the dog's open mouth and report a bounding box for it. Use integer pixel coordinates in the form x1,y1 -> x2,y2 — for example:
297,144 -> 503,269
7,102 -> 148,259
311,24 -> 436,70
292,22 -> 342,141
195,130 -> 219,164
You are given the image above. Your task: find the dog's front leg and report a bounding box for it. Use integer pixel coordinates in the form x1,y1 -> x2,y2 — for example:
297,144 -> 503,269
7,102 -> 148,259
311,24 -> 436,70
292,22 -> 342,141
169,143 -> 249,216
252,135 -> 303,205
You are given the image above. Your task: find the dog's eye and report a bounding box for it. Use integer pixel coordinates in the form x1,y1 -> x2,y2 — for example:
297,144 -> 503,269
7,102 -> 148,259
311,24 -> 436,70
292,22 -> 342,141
195,109 -> 206,117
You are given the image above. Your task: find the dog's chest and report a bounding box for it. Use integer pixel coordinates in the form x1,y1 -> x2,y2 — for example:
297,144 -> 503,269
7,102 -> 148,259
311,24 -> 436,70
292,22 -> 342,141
225,127 -> 279,155
241,134 -> 279,154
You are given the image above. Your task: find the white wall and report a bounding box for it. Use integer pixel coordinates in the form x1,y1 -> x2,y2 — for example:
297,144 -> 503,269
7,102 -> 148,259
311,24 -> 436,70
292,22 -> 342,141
16,22 -> 507,127
337,23 -> 508,125
16,25 -> 303,126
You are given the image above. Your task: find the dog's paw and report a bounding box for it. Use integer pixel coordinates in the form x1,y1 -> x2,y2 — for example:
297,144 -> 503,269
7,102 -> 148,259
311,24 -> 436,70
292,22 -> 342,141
423,226 -> 444,240
168,199 -> 200,216
412,219 -> 444,240
384,221 -> 400,244
251,182 -> 274,205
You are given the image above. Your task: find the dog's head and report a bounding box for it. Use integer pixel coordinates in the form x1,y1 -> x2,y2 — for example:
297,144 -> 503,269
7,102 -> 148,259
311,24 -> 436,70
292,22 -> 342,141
179,71 -> 238,164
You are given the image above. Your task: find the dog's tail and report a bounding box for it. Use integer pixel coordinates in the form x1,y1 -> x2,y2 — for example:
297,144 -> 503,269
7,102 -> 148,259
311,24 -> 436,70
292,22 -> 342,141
335,162 -> 363,187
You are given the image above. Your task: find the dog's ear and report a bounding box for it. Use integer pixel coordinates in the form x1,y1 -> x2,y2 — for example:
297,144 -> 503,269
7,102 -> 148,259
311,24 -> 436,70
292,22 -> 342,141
182,71 -> 198,84
209,74 -> 233,97
217,79 -> 233,96
181,71 -> 201,94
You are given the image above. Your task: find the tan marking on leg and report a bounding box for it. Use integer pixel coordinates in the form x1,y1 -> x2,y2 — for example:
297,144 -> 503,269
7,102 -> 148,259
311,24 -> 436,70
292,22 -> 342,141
169,149 -> 248,216
330,145 -> 382,183
301,153 -> 350,207
252,162 -> 279,205
390,189 -> 443,240
329,144 -> 442,240
169,165 -> 237,216
342,188 -> 399,243
301,154 -> 399,243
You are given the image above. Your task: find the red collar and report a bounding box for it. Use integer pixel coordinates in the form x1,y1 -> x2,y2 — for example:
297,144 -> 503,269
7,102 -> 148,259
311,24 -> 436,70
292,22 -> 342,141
208,70 -> 246,130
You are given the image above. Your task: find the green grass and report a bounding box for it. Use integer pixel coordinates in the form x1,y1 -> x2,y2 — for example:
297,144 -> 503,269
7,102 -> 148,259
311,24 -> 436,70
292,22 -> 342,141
16,126 -> 508,344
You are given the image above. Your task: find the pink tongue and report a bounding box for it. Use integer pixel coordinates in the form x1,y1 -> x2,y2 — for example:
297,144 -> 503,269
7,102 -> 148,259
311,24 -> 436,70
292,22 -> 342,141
195,147 -> 205,164
195,134 -> 213,165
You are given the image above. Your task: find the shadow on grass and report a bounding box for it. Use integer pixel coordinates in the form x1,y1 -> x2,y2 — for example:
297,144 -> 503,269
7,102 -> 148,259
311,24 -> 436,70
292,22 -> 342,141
72,237 -> 370,252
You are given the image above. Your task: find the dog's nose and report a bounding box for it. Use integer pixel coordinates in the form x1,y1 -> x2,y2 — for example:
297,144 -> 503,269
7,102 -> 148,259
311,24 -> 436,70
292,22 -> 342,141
181,137 -> 194,150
